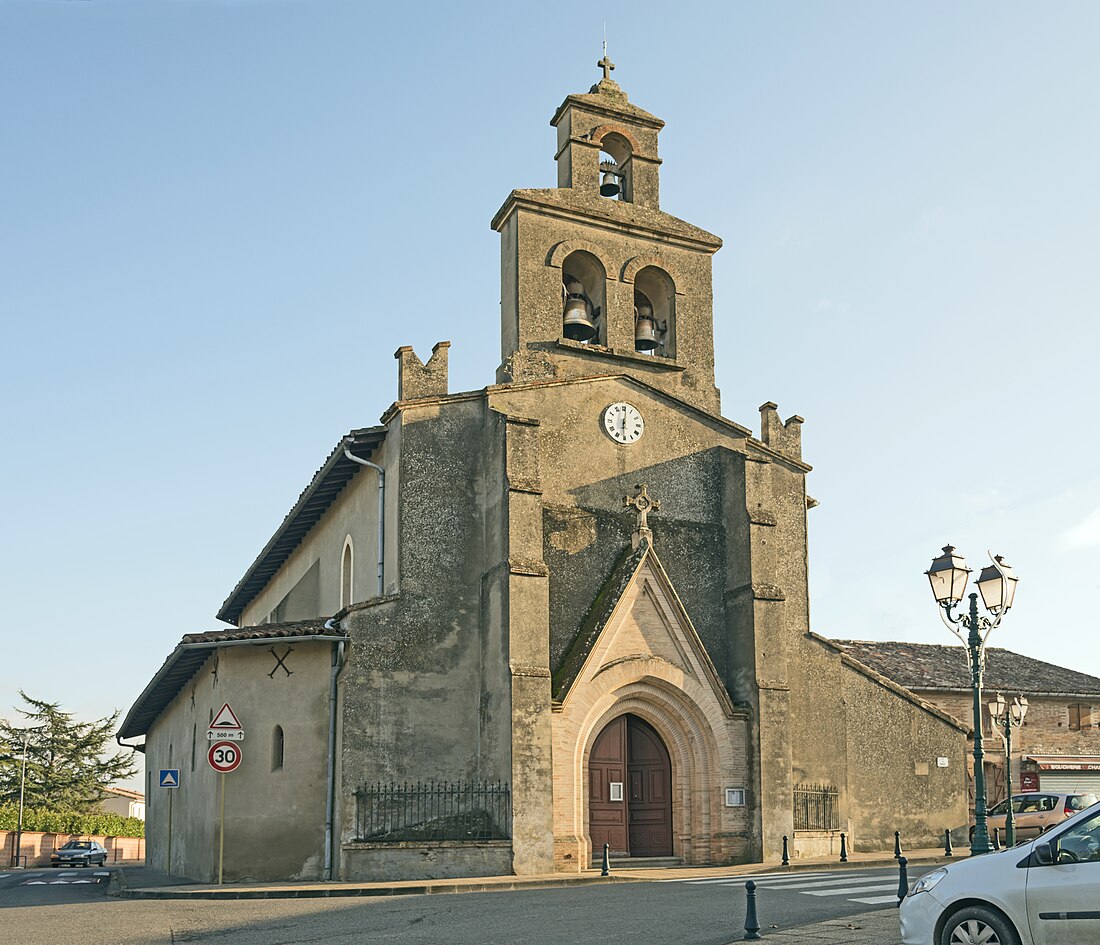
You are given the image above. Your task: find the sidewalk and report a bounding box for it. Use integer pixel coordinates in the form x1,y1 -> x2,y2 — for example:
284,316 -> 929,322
112,846 -> 951,900
726,909 -> 901,945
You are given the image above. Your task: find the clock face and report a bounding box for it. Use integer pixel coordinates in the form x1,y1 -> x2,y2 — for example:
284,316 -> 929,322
603,402 -> 644,443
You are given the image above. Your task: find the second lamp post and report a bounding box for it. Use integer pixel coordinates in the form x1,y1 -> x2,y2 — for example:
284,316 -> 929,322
925,545 -> 1019,856
989,693 -> 1029,847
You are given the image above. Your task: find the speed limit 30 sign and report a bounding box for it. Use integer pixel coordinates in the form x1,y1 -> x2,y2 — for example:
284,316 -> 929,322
207,741 -> 243,773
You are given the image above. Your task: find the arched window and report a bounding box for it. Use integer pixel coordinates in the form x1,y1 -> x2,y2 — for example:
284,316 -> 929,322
272,725 -> 284,771
340,536 -> 354,609
633,266 -> 676,357
561,250 -> 607,345
598,132 -> 634,202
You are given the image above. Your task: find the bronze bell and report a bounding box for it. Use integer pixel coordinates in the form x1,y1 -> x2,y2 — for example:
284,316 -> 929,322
563,279 -> 597,341
634,303 -> 659,351
600,170 -> 621,198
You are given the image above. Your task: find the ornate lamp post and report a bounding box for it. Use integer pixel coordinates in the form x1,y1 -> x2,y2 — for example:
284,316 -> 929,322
925,546 -> 1019,856
989,693 -> 1028,847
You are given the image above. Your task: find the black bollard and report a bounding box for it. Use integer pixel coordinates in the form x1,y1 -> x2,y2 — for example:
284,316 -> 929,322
893,830 -> 902,859
601,842 -> 610,877
896,855 -> 909,907
781,835 -> 790,867
944,828 -> 953,858
993,828 -> 1000,851
839,832 -> 848,863
743,879 -> 762,940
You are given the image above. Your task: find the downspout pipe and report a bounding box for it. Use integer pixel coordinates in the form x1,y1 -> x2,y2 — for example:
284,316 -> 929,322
322,625 -> 347,881
344,448 -> 385,598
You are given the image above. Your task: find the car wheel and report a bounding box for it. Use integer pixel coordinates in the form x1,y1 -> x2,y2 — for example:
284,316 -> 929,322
941,906 -> 1020,945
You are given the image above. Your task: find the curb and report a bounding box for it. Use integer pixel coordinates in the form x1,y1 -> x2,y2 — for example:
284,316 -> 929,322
115,852 -> 946,901
119,873 -> 642,900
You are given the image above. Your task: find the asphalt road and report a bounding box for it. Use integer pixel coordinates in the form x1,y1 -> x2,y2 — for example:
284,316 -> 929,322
0,865 -> 933,945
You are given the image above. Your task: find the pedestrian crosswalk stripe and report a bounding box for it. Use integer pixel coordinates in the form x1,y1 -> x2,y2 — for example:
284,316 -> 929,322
663,870 -> 906,908
746,876 -> 896,890
803,883 -> 898,897
677,871 -> 875,886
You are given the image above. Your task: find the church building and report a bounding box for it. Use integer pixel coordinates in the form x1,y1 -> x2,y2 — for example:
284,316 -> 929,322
121,64 -> 968,883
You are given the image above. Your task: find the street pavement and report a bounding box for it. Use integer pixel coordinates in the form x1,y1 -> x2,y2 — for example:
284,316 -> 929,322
0,856 -> 939,945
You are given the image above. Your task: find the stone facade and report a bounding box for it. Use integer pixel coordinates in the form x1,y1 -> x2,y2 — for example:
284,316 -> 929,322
832,641 -> 1100,806
123,68 -> 974,883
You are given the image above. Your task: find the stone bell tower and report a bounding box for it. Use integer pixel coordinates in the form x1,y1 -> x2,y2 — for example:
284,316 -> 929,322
491,59 -> 724,414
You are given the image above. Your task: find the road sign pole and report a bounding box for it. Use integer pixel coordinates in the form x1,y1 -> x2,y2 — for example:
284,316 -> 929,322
218,772 -> 225,885
167,789 -> 173,877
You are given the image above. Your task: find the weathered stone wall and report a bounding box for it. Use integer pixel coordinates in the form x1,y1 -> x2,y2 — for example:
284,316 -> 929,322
337,397 -> 523,875
145,643 -> 334,882
841,665 -> 968,851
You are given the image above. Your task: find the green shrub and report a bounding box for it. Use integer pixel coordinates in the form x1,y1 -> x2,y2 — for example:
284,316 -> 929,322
0,804 -> 144,838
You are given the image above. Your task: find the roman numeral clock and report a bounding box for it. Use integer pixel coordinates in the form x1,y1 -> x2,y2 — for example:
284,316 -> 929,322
602,402 -> 645,443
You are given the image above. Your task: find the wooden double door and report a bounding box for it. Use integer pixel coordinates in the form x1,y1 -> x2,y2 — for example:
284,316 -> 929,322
588,714 -> 673,857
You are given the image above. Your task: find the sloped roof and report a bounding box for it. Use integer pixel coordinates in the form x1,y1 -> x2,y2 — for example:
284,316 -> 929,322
216,426 -> 385,626
830,640 -> 1100,698
118,619 -> 347,740
551,537 -> 735,717
553,541 -> 649,700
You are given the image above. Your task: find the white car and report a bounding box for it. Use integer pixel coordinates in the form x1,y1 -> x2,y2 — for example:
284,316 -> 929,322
900,800 -> 1100,944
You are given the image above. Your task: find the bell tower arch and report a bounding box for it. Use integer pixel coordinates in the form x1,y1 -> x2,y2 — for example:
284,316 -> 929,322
491,61 -> 724,414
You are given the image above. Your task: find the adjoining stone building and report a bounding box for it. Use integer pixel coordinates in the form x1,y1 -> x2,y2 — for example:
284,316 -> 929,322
121,66 -> 971,882
831,641 -> 1100,804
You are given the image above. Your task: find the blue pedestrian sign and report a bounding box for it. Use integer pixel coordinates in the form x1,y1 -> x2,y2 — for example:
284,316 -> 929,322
159,769 -> 180,789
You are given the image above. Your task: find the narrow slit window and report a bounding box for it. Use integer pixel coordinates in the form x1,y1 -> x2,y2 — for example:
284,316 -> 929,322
272,725 -> 284,771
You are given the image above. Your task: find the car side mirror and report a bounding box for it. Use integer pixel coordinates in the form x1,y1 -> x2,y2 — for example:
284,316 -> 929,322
1034,841 -> 1054,865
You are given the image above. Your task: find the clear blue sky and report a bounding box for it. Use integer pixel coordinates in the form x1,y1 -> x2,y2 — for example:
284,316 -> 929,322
3,1 -> 1098,793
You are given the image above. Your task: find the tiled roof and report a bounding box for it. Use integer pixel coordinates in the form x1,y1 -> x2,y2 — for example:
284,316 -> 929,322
118,619 -> 347,740
216,426 -> 385,626
831,640 -> 1100,697
181,619 -> 342,645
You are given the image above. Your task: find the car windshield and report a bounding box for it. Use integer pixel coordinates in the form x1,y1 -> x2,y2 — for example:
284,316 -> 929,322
1068,794 -> 1099,811
61,841 -> 92,850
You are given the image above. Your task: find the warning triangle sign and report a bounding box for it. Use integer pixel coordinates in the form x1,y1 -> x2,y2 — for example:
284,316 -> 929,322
210,703 -> 242,729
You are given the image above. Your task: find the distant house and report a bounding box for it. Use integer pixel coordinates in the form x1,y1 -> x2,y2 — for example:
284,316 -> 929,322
99,786 -> 145,821
830,641 -> 1100,802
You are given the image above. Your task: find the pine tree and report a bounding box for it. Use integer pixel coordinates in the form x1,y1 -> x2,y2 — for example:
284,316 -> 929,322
0,692 -> 137,812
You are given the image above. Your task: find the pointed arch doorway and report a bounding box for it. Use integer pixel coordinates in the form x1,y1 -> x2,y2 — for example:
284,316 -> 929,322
588,714 -> 673,857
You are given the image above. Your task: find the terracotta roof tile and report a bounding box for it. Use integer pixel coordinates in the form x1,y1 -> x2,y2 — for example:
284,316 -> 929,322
181,618 -> 340,645
831,640 -> 1100,696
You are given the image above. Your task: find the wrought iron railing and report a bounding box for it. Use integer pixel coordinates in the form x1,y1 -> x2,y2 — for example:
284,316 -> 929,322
793,783 -> 839,831
353,780 -> 511,843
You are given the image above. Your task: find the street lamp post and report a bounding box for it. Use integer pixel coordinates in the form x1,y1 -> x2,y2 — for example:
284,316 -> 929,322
8,733 -> 29,869
925,546 -> 1018,857
989,693 -> 1029,847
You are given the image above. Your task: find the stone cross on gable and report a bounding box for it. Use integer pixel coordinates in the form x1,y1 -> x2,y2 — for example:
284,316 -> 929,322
624,483 -> 660,546
598,55 -> 615,82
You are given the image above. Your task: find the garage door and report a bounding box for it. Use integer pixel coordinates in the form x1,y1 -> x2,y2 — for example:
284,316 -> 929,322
1036,771 -> 1100,795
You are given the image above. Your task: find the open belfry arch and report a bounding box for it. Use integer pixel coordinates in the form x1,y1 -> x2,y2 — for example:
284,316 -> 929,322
126,60 -> 970,885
